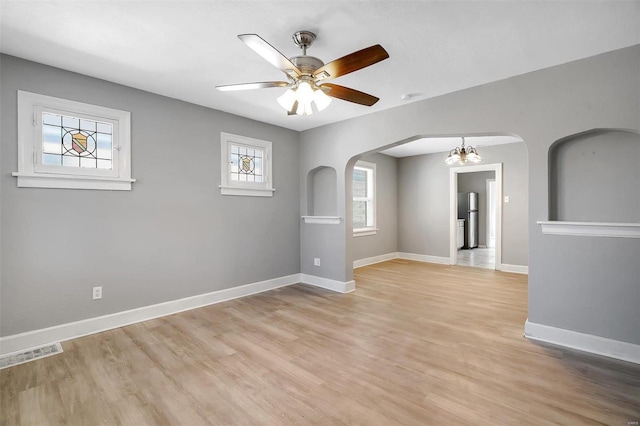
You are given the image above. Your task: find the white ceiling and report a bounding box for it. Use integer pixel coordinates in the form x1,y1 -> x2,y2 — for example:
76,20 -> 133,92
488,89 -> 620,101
1,1 -> 639,132
380,135 -> 522,158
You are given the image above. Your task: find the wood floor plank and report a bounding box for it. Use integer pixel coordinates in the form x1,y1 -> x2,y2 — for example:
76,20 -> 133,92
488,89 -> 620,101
1,260 -> 639,425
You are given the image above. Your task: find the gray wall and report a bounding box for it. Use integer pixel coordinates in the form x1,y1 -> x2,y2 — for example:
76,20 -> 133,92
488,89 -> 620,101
550,130 -> 640,222
0,55 -> 300,336
308,166 -> 337,216
352,153 -> 398,261
299,45 -> 640,345
397,143 -> 528,265
458,171 -> 495,247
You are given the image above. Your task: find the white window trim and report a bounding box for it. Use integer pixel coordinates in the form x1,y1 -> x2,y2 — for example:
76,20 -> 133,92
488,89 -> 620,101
12,91 -> 134,191
353,160 -> 377,236
220,132 -> 274,197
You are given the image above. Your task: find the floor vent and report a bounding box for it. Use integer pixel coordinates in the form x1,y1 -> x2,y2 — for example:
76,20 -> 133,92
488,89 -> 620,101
0,343 -> 63,370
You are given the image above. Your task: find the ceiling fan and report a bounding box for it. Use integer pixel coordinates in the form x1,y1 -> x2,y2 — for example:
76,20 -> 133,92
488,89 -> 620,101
216,31 -> 389,116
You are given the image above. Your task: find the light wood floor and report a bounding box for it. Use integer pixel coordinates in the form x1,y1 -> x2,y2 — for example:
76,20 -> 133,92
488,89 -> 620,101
1,260 -> 639,425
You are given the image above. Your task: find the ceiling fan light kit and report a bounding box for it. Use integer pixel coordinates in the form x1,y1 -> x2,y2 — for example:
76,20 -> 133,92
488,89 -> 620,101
445,137 -> 483,165
216,30 -> 389,116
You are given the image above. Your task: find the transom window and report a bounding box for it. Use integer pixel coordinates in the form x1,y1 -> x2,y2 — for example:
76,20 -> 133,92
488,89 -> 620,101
353,161 -> 377,236
220,132 -> 274,197
14,91 -> 133,190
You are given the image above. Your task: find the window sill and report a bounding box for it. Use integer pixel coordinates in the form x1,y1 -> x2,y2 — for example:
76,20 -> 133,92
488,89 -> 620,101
353,228 -> 378,237
219,186 -> 275,197
12,172 -> 135,191
537,221 -> 640,238
301,216 -> 341,225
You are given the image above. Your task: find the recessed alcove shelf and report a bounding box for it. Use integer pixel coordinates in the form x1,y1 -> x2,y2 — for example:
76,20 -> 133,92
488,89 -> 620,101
301,216 -> 341,225
538,221 -> 640,238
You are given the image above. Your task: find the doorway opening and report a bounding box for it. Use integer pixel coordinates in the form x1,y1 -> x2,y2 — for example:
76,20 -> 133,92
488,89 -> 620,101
449,163 -> 503,269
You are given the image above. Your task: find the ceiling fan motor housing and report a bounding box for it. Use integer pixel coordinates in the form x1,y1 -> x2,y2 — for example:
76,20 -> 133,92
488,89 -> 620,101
291,56 -> 324,75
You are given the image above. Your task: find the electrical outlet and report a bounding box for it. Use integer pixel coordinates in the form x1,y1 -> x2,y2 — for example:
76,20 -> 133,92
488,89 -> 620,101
314,258 -> 321,266
93,286 -> 102,300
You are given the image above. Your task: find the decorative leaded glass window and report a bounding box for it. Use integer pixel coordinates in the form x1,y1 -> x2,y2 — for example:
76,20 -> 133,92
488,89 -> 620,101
41,112 -> 113,170
220,132 -> 274,197
353,161 -> 377,236
14,91 -> 134,190
230,144 -> 264,183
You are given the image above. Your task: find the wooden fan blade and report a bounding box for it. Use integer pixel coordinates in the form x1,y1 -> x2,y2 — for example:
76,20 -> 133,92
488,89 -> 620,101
216,81 -> 291,91
313,45 -> 389,81
238,34 -> 301,79
320,83 -> 380,106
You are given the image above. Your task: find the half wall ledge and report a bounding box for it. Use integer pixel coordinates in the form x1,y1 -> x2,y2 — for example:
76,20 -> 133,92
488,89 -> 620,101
301,216 -> 342,225
537,221 -> 640,238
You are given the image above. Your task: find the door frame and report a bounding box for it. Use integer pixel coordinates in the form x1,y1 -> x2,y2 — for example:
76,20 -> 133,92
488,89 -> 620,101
486,178 -> 496,248
449,163 -> 503,269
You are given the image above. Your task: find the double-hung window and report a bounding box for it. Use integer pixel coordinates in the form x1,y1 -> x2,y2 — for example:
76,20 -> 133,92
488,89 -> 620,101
220,132 -> 274,197
13,91 -> 133,190
353,161 -> 376,236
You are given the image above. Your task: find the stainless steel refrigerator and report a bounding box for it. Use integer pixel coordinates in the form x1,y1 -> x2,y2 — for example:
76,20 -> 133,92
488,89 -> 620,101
457,192 -> 478,249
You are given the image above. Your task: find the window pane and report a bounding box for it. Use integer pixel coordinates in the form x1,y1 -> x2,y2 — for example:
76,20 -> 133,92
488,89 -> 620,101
85,133 -> 97,154
97,134 -> 112,160
62,116 -> 79,129
353,201 -> 367,229
43,112 -> 61,126
96,122 -> 112,134
97,159 -> 112,170
353,169 -> 367,198
80,157 -> 96,168
62,155 -> 79,167
42,154 -> 61,166
43,125 -> 62,154
80,119 -> 96,131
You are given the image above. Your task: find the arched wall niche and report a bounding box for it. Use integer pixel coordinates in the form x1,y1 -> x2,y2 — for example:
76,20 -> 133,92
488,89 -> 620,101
306,166 -> 337,217
548,128 -> 640,223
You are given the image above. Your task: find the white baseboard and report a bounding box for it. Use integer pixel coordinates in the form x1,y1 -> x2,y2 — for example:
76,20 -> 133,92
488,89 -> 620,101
397,252 -> 451,265
0,274 -> 301,356
300,274 -> 356,293
353,252 -> 398,268
499,263 -> 529,274
524,320 -> 640,364
353,252 -> 452,269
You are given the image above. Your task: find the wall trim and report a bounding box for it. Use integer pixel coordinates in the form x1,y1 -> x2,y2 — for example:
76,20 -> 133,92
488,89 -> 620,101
499,263 -> 529,274
301,216 -> 341,225
0,274 -> 301,356
537,221 -> 640,238
300,274 -> 356,293
524,320 -> 640,364
397,252 -> 451,265
353,252 -> 398,268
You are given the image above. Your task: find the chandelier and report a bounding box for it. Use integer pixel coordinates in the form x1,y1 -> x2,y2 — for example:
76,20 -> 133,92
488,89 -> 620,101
277,80 -> 332,116
445,137 -> 482,165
